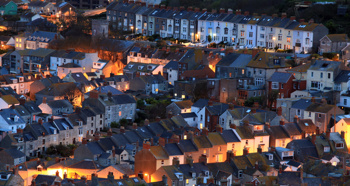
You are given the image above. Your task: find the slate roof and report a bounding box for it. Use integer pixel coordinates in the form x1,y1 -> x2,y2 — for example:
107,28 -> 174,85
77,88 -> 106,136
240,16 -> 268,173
28,31 -> 60,43
163,61 -> 178,70
326,34 -> 349,42
305,103 -> 335,113
267,126 -> 290,139
268,72 -> 293,83
287,62 -> 312,73
36,82 -> 79,96
287,139 -> 318,158
192,99 -> 209,108
216,53 -> 252,68
291,99 -> 314,110
68,160 -> 99,169
287,160 -> 301,167
193,135 -> 212,148
164,143 -> 183,156
278,172 -> 301,185
2,148 -> 25,158
206,103 -> 229,116
334,70 -> 350,83
179,112 -> 197,118
91,86 -> 124,95
178,139 -> 198,152
1,95 -> 19,105
235,126 -> 254,139
34,175 -> 59,185
308,60 -> 342,72
174,100 -> 193,109
207,132 -> 226,146
221,129 -> 240,143
150,146 -> 169,160
47,100 -> 73,109
86,142 -> 105,155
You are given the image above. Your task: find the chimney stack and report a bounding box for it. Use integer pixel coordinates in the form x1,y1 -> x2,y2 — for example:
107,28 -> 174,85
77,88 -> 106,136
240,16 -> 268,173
144,119 -> 149,125
230,124 -> 236,129
120,126 -> 125,133
132,123 -> 137,130
143,141 -> 151,150
227,8 -> 233,14
299,19 -> 305,23
243,147 -> 249,156
243,120 -> 249,127
82,138 -> 87,145
244,11 -> 249,16
236,9 -> 241,15
216,125 -> 223,133
219,8 -> 225,14
326,129 -> 330,140
280,119 -> 285,126
294,115 -> 299,124
290,16 -> 296,21
202,127 -> 209,136
199,154 -> 207,165
281,12 -> 287,19
277,107 -> 282,116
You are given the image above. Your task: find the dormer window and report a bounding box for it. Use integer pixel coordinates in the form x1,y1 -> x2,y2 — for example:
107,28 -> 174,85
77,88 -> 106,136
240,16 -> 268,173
324,146 -> 330,152
138,66 -> 144,70
336,143 -> 344,149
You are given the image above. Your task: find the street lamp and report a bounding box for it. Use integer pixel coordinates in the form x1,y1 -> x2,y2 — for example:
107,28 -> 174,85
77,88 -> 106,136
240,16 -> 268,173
131,26 -> 134,35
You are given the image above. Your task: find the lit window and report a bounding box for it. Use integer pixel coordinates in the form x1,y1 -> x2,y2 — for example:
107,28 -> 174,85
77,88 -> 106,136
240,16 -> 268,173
119,111 -> 121,116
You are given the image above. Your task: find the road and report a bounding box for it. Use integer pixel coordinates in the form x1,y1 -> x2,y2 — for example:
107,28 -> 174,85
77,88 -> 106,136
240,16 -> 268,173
82,8 -> 106,17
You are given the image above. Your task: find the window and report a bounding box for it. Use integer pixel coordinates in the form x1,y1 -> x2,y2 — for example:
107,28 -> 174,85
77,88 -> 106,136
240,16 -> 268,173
318,114 -> 322,118
281,84 -> 284,89
336,143 -> 344,149
287,38 -> 291,43
238,170 -> 243,178
297,109 -> 301,116
232,144 -> 235,150
324,147 -> 330,152
207,116 -> 210,122
249,32 -> 253,37
278,35 -> 282,41
246,140 -> 248,145
240,31 -> 244,37
308,112 -> 311,117
161,160 -> 164,165
260,34 -> 264,39
328,73 -> 331,79
320,72 -> 323,78
224,28 -> 228,34
311,72 -> 314,77
344,99 -> 347,106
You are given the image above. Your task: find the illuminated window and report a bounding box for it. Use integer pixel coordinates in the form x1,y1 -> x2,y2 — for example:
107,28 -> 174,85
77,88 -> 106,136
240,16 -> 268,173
182,95 -> 185,99
186,179 -> 189,184
19,39 -> 21,42
16,38 -> 18,42
200,123 -> 203,129
184,135 -> 187,140
119,111 -> 121,116
203,150 -> 206,154
19,44 -> 21,47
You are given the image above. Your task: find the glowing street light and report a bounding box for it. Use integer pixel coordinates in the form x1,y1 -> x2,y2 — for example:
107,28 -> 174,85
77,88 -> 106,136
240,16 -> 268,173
131,26 -> 134,35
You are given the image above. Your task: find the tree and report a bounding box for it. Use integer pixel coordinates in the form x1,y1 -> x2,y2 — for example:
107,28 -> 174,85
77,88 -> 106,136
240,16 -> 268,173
207,35 -> 212,43
110,121 -> 119,128
267,90 -> 279,110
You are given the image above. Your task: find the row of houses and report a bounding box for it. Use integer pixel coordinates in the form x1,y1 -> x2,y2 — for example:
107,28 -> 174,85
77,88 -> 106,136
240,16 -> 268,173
106,1 -> 329,53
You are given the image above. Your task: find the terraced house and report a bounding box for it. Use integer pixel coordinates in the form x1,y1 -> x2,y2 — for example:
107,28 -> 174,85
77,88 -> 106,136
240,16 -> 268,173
106,1 -> 328,53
